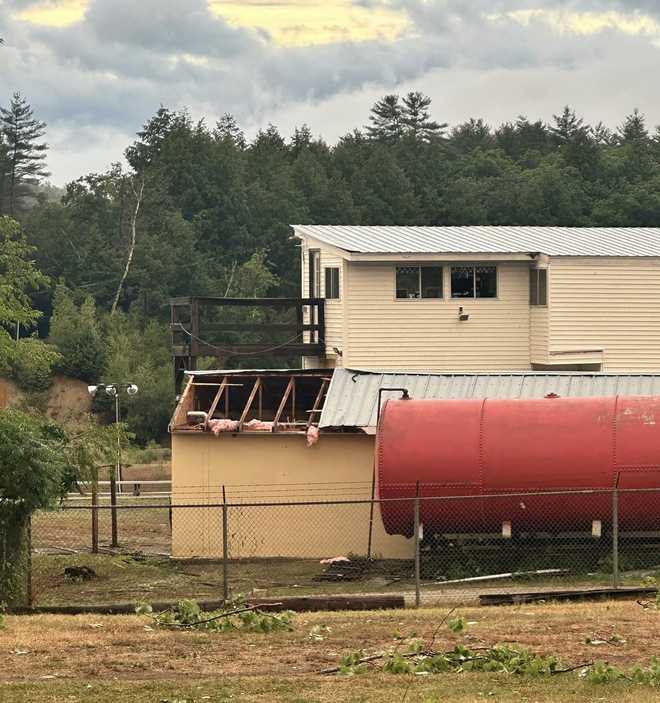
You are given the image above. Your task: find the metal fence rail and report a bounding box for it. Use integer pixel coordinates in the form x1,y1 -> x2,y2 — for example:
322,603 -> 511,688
3,487 -> 658,608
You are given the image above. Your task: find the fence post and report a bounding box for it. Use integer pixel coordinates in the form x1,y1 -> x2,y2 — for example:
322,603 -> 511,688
110,470 -> 119,549
612,487 -> 619,589
27,515 -> 33,608
414,480 -> 421,609
367,466 -> 376,560
91,480 -> 99,554
222,485 -> 229,605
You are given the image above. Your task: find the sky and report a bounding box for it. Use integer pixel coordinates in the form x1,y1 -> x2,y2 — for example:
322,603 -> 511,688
1,0 -> 660,184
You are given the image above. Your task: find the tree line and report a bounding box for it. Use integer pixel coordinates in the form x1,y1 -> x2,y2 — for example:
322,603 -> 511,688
1,90 -> 659,443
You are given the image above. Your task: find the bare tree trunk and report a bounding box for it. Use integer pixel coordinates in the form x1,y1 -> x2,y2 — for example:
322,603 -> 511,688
110,176 -> 144,316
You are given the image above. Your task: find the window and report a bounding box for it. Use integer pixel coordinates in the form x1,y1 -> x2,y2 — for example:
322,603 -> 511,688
308,249 -> 320,297
530,268 -> 547,306
325,267 -> 340,299
396,266 -> 443,299
451,265 -> 497,298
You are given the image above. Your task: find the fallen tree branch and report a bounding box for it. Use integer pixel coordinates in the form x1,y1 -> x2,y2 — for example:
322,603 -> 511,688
159,602 -> 284,628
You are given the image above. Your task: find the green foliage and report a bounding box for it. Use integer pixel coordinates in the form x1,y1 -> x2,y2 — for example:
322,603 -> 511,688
448,617 -> 466,634
101,313 -> 174,444
139,598 -> 294,633
10,336 -> 61,391
49,285 -> 105,381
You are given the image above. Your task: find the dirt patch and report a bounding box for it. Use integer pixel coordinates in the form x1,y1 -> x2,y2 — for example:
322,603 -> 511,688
46,375 -> 93,423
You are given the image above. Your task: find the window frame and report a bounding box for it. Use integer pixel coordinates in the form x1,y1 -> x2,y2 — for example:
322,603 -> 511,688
450,264 -> 498,300
324,266 -> 340,300
395,265 -> 444,300
529,268 -> 548,306
308,248 -> 321,298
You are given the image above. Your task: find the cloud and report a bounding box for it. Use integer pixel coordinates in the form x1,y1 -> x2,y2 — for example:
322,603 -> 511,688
1,0 -> 659,183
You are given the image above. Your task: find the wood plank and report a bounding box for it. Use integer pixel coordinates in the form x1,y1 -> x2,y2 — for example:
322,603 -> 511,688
9,594 -> 405,616
205,376 -> 229,427
273,377 -> 294,432
238,377 -> 262,430
480,587 -> 657,606
307,378 -> 329,428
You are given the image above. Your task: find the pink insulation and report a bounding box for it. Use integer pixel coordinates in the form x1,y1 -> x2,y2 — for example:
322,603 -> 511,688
208,419 -> 240,435
306,425 -> 320,447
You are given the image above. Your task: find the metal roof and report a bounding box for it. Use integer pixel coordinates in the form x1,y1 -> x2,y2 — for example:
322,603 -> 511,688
320,368 -> 660,430
292,225 -> 660,257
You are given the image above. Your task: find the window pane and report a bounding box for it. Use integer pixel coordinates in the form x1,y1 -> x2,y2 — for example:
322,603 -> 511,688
421,266 -> 443,298
451,266 -> 474,298
538,269 -> 547,305
325,267 -> 339,299
529,269 -> 547,305
476,266 -> 497,298
396,266 -> 420,298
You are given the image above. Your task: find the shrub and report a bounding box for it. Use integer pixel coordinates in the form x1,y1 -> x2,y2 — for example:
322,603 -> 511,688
10,336 -> 61,391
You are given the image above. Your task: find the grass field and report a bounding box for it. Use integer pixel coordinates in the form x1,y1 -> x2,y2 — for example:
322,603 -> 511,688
1,601 -> 658,702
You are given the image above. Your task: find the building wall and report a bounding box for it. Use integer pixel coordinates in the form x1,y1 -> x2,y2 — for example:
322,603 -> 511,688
549,257 -> 660,371
530,306 -> 549,365
343,261 -> 532,371
171,433 -> 412,559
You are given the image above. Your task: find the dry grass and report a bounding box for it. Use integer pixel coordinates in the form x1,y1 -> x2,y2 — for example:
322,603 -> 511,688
2,601 -> 658,702
4,675 -> 660,703
1,601 -> 657,683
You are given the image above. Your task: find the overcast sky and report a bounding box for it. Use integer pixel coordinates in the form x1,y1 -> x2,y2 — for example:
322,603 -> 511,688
1,0 -> 659,184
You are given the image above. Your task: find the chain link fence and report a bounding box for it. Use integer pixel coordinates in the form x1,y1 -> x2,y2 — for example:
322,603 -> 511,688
5,487 -> 658,608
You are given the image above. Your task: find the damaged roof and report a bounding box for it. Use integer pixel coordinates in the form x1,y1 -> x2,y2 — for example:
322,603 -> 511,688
292,225 -> 660,257
320,368 -> 660,431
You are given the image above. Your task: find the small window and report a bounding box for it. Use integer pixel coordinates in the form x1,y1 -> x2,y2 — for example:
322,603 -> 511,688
396,266 -> 443,299
530,269 -> 547,306
451,265 -> 497,298
325,267 -> 340,299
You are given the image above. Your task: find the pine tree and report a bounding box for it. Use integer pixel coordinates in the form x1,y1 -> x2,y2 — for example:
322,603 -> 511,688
214,113 -> 246,149
550,106 -> 588,145
402,92 -> 446,142
0,93 -> 49,216
619,108 -> 649,145
366,94 -> 404,143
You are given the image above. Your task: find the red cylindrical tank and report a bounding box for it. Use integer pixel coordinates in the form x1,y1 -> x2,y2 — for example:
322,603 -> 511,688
376,396 -> 660,537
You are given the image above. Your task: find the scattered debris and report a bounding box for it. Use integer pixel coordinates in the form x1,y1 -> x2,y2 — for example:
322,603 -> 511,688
437,568 -> 568,585
314,558 -> 368,582
64,566 -> 97,582
480,586 -> 658,606
320,556 -> 350,565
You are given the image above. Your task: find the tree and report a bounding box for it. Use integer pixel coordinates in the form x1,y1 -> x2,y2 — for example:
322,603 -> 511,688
49,284 -> 106,382
214,113 -> 246,149
0,408 -> 115,604
366,94 -> 404,143
0,93 -> 49,216
402,92 -> 446,142
450,118 -> 494,153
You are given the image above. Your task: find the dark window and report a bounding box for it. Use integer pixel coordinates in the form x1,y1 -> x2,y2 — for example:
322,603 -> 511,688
530,269 -> 547,306
451,265 -> 497,298
476,266 -> 497,298
308,249 -> 320,297
325,267 -> 340,299
396,266 -> 443,299
421,266 -> 443,298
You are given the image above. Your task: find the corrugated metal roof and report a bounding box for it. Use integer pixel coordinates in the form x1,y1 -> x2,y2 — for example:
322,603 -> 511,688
320,368 -> 660,430
292,225 -> 660,257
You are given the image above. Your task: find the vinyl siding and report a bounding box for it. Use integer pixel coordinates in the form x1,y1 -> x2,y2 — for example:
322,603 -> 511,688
530,306 -> 550,364
549,257 -> 660,371
344,261 -> 532,371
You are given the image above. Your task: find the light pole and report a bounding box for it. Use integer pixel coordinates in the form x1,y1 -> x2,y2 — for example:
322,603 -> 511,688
88,383 -> 139,548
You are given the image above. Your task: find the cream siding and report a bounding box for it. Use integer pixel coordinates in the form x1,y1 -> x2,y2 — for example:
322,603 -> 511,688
547,257 -> 660,371
343,262 -> 532,371
530,306 -> 550,364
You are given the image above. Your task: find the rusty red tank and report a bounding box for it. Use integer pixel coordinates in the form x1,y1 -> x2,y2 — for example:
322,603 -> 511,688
376,396 -> 660,537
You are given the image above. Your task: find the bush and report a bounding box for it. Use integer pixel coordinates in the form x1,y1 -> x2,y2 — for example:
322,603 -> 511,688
49,285 -> 106,382
10,336 -> 61,391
